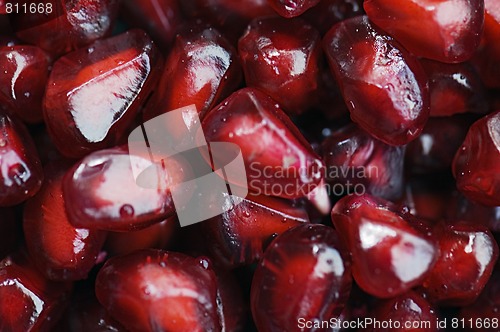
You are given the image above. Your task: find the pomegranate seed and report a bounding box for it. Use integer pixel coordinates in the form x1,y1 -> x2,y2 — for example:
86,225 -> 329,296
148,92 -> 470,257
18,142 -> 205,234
323,16 -> 430,146
369,291 -> 438,332
421,222 -> 498,306
267,0 -> 320,18
331,194 -> 438,298
421,60 -> 488,117
96,249 -> 221,331
406,115 -> 471,174
121,0 -> 183,52
202,88 -> 325,199
0,45 -> 49,123
364,0 -> 484,63
145,24 -> 242,121
63,145 -> 189,231
322,124 -> 405,200
215,267 -> 247,331
239,16 -> 322,115
0,112 -> 43,206
203,193 -> 309,266
23,161 -> 107,280
459,266 -> 500,330
43,29 -> 162,159
251,224 -> 351,331
0,252 -> 72,331
453,111 -> 500,206
104,217 -> 178,256
11,0 -> 120,57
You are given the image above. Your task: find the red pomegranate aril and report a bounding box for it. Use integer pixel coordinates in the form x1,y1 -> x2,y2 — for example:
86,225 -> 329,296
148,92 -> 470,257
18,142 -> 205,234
322,123 -> 405,200
63,145 -> 189,231
251,224 -> 352,332
96,249 -> 221,331
0,252 -> 72,332
323,16 -> 430,146
368,291 -> 438,332
0,112 -> 43,206
104,217 -> 178,256
203,193 -> 309,266
421,222 -> 499,306
215,267 -> 247,332
364,0 -> 484,63
459,266 -> 500,330
0,45 -> 49,123
238,17 -> 322,115
43,29 -> 162,159
121,0 -> 183,52
267,0 -> 320,18
11,0 -> 120,57
202,88 -> 325,199
452,111 -> 500,206
145,24 -> 242,121
179,0 -> 275,44
302,0 -> 364,35
406,115 -> 470,174
24,161 -> 106,281
421,60 -> 488,117
331,194 -> 438,298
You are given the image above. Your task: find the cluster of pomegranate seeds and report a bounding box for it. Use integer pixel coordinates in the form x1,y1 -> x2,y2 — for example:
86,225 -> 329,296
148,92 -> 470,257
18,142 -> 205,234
0,0 -> 499,331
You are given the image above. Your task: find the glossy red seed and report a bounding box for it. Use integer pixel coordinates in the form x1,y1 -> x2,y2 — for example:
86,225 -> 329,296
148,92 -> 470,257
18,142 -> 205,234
43,29 -> 162,159
179,0 -> 275,44
0,112 -> 43,206
202,88 -> 325,199
11,0 -> 120,57
96,249 -> 221,331
421,222 -> 499,306
63,145 -> 188,231
459,266 -> 500,330
368,291 -> 438,332
302,0 -> 364,35
473,0 -> 500,88
331,194 -> 438,298
23,162 -> 106,281
406,115 -> 470,174
239,17 -> 322,115
323,16 -> 430,146
364,0 -> 484,63
251,224 -> 351,332
104,217 -> 177,256
453,111 -> 500,206
203,193 -> 309,266
0,45 -> 49,123
145,24 -> 242,121
267,0 -> 320,17
0,252 -> 71,332
121,0 -> 183,52
215,268 -> 247,332
421,60 -> 488,117
322,124 -> 405,200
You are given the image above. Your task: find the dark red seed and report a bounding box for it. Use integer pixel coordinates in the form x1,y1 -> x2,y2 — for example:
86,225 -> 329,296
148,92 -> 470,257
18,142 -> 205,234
251,224 -> 352,332
0,45 -> 49,123
421,222 -> 499,306
95,249 -> 221,331
0,112 -> 43,206
302,0 -> 364,35
23,161 -> 107,280
203,193 -> 309,266
43,29 -> 162,159
267,0 -> 320,18
331,194 -> 438,298
364,0 -> 484,63
453,111 -> 500,206
239,16 -> 322,115
323,16 -> 430,146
